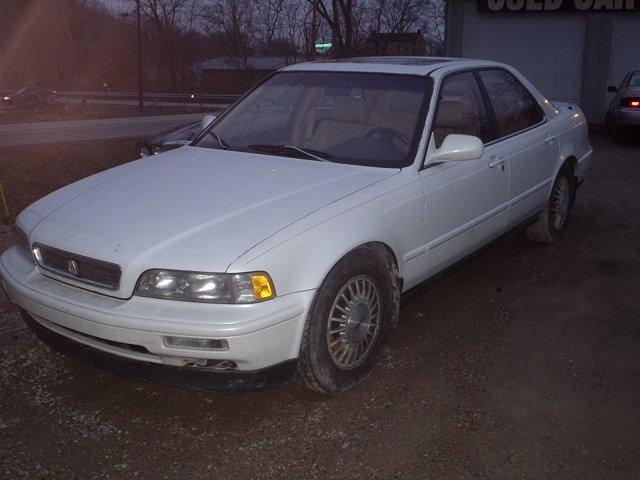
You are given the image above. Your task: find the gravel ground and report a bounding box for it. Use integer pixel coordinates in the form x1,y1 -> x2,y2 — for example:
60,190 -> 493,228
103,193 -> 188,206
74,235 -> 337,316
0,133 -> 639,479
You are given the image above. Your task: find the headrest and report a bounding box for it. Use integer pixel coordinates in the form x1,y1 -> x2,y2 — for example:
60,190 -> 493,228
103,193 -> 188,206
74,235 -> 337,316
435,99 -> 472,128
388,91 -> 421,113
330,98 -> 368,123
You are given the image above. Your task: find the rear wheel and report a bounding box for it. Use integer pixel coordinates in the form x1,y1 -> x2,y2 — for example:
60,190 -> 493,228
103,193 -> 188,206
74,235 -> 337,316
295,248 -> 394,394
526,165 -> 575,244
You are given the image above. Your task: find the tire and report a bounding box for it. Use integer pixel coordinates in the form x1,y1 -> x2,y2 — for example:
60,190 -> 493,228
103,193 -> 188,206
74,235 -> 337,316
295,247 -> 395,394
526,164 -> 575,244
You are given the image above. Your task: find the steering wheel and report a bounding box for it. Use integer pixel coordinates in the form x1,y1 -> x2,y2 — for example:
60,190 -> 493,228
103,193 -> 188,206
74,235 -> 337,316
365,127 -> 410,147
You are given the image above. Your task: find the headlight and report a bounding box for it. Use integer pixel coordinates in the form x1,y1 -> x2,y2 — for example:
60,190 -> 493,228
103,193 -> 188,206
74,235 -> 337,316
134,269 -> 275,304
139,146 -> 151,157
12,225 -> 34,263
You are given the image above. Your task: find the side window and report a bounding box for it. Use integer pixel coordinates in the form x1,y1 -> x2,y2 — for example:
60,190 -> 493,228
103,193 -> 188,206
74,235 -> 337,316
628,71 -> 640,88
478,69 -> 545,138
432,72 -> 491,148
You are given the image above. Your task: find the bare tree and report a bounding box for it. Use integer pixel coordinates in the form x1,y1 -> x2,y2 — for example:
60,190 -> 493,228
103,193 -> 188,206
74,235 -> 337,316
201,0 -> 257,67
138,0 -> 198,91
309,0 -> 358,57
369,0 -> 428,33
256,0 -> 287,54
422,0 -> 445,55
304,0 -> 444,58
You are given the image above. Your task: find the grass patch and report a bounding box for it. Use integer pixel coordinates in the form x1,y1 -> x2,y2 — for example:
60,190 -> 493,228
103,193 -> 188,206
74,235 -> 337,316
0,138 -> 139,219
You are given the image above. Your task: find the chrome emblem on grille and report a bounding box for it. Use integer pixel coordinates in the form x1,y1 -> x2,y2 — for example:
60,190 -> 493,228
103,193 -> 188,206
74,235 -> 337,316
67,259 -> 79,276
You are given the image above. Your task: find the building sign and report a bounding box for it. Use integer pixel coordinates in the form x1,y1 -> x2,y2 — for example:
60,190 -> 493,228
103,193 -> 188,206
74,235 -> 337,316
315,42 -> 332,54
478,0 -> 640,12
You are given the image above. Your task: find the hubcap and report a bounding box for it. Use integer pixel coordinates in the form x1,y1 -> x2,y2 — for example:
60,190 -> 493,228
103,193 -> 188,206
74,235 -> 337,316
326,275 -> 381,370
551,176 -> 571,230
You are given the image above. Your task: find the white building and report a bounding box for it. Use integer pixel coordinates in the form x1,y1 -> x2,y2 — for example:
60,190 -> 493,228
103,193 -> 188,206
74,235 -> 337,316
445,0 -> 640,123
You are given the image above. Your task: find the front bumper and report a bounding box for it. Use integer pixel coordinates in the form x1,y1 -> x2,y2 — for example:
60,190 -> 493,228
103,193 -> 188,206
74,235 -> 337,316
21,311 -> 297,393
1,246 -> 314,391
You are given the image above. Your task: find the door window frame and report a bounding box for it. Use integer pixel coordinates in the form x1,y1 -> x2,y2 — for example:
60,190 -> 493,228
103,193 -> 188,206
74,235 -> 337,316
429,69 -> 495,150
475,68 -> 547,146
422,67 -> 497,170
423,67 -> 548,171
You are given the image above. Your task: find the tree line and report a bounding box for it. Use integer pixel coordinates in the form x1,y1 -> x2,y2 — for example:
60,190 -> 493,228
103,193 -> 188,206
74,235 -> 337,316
0,0 -> 444,93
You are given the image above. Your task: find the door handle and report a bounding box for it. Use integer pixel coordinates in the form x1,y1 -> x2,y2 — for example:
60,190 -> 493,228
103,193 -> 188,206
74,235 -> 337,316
488,156 -> 505,169
544,134 -> 556,145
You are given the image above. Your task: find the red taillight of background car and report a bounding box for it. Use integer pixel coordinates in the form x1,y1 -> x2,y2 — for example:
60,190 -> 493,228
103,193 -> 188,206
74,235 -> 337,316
621,97 -> 640,108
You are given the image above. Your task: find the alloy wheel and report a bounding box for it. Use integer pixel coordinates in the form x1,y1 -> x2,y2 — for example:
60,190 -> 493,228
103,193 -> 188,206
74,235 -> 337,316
326,275 -> 381,370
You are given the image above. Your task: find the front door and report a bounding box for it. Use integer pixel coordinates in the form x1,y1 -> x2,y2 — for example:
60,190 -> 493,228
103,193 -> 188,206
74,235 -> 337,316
419,71 -> 509,277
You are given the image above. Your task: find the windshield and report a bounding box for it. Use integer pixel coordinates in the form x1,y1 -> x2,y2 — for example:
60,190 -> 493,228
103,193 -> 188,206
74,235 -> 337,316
629,71 -> 640,87
195,71 -> 431,168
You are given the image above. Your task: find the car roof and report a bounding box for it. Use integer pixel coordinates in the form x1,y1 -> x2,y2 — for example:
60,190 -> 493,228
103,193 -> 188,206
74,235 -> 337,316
282,57 -> 502,76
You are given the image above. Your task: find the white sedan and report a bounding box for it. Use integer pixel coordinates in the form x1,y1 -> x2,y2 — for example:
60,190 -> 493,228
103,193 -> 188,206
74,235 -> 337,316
0,57 -> 592,394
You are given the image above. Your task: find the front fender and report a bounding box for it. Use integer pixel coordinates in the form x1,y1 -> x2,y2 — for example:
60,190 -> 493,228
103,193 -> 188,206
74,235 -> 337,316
226,170 -> 427,297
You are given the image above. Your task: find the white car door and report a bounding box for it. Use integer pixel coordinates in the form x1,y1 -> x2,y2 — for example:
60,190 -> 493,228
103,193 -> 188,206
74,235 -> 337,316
476,69 -> 559,228
420,71 -> 509,277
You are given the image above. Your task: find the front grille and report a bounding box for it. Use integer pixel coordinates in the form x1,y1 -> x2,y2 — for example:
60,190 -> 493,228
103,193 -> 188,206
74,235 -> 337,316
34,243 -> 121,290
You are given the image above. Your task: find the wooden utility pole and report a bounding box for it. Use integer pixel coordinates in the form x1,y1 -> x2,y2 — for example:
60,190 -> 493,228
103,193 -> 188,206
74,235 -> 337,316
0,181 -> 10,224
310,0 -> 317,60
136,0 -> 144,114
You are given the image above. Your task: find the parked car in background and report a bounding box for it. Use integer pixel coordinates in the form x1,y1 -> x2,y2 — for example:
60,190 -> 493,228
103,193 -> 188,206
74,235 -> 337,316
605,69 -> 640,141
2,85 -> 56,109
137,116 -> 215,158
1,58 -> 592,394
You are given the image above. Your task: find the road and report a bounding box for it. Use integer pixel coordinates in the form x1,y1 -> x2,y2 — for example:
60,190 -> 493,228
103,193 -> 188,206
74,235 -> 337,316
0,113 -> 207,146
0,133 -> 639,479
64,98 -> 230,109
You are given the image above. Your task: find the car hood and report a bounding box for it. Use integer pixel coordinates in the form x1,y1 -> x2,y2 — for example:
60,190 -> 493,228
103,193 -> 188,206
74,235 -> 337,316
26,146 -> 397,297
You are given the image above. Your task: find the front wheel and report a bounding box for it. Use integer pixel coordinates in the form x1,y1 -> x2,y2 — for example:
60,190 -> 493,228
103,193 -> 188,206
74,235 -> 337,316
525,165 -> 575,244
295,248 -> 394,394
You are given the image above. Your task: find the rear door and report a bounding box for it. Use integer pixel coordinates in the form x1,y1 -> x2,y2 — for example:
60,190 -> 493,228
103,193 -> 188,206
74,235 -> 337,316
477,69 -> 558,228
420,71 -> 509,277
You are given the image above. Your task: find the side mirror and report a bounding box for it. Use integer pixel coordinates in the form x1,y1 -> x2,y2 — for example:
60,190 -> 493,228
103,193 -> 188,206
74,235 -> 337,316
432,134 -> 484,163
201,114 -> 217,130
607,85 -> 618,93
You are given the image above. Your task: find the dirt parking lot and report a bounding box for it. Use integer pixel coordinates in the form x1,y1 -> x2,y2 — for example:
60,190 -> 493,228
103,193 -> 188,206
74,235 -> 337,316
0,133 -> 639,479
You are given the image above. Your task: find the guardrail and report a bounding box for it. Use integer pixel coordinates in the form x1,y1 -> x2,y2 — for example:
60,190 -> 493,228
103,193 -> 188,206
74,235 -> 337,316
0,89 -> 241,105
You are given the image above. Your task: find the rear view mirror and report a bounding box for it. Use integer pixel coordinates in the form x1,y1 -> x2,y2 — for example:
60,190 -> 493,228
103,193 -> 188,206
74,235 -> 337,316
434,134 -> 484,162
201,114 -> 217,130
607,85 -> 618,93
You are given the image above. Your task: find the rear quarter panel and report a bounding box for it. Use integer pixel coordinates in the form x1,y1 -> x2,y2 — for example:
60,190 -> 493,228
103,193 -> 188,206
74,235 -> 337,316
549,102 -> 592,182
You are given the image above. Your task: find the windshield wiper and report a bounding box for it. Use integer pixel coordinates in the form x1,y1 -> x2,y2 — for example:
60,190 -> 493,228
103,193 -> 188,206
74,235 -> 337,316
206,130 -> 229,150
248,144 -> 333,162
